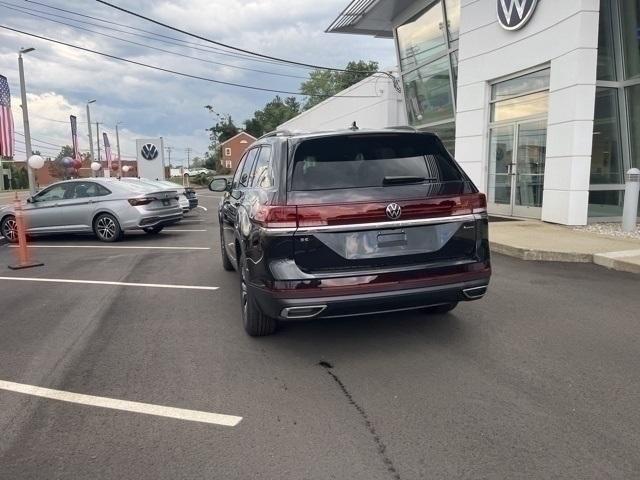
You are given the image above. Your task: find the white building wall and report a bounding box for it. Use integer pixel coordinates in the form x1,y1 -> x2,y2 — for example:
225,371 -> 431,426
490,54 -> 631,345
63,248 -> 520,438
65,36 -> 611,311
455,0 -> 600,225
279,74 -> 407,131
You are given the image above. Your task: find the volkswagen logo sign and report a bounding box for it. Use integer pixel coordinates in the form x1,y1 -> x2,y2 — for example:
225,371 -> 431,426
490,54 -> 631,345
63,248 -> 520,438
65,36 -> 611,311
497,0 -> 538,31
386,203 -> 402,220
141,143 -> 159,161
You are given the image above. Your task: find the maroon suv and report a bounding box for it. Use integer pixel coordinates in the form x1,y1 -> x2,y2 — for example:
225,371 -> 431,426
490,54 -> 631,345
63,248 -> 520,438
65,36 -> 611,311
209,128 -> 491,336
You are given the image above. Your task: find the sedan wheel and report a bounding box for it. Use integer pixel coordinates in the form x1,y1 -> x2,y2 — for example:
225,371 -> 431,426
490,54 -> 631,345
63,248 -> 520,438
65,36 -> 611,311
93,214 -> 122,243
1,216 -> 19,243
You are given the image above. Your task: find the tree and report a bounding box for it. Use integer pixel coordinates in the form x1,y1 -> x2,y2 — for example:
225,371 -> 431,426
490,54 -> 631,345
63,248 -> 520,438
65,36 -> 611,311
243,96 -> 301,138
300,60 -> 379,110
205,106 -> 239,144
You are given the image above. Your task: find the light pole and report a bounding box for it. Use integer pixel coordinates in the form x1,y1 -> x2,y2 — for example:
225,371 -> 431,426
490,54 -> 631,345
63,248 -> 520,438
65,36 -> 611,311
86,100 -> 96,175
115,122 -> 123,177
96,122 -> 101,167
18,47 -> 36,194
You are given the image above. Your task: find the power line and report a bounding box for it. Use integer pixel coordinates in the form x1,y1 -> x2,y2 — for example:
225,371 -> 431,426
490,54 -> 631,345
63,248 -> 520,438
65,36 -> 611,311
0,24 -> 383,98
23,0 -> 309,69
0,2 -> 309,80
95,0 -> 368,73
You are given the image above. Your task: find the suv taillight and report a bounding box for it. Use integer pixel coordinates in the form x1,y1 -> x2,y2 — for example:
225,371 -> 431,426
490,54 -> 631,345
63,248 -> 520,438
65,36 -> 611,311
128,197 -> 154,206
253,206 -> 297,228
452,193 -> 487,215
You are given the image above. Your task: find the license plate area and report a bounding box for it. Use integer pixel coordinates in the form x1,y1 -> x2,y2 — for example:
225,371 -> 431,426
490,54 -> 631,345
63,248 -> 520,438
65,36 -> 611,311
377,232 -> 407,248
162,199 -> 170,206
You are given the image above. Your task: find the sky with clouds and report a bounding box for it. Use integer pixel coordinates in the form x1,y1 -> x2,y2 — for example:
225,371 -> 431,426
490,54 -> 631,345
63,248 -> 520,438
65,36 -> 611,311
0,0 -> 396,166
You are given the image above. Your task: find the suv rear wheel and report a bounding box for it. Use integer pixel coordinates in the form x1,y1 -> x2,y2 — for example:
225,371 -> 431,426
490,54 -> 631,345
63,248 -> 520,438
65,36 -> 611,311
239,252 -> 277,336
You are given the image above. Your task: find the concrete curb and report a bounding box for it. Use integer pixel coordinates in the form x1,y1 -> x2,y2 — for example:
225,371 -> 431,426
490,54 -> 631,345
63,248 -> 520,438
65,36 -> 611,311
489,241 -> 594,263
593,250 -> 640,274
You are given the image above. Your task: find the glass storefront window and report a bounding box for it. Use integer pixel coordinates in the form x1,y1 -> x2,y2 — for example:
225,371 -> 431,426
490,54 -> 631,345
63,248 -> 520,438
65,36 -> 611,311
444,0 -> 460,41
403,56 -> 454,126
491,91 -> 549,122
397,2 -> 446,71
491,69 -> 550,101
628,84 -> 640,169
591,88 -> 624,183
597,0 -> 617,81
621,0 -> 640,79
426,122 -> 456,155
588,191 -> 624,217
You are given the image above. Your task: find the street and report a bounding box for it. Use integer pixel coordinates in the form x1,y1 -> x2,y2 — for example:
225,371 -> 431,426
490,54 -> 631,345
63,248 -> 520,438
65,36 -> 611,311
0,194 -> 639,480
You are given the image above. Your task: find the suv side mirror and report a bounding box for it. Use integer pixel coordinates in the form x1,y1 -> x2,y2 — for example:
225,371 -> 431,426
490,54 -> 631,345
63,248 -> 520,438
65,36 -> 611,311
209,178 -> 229,192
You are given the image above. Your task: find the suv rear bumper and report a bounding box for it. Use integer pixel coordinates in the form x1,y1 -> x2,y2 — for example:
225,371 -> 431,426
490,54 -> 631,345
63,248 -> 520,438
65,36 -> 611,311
250,276 -> 490,320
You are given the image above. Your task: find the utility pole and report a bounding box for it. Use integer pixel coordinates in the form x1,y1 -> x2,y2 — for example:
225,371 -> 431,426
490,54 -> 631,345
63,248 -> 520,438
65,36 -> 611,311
18,47 -> 36,194
115,122 -> 122,177
96,122 -> 101,168
86,100 -> 96,169
185,148 -> 192,187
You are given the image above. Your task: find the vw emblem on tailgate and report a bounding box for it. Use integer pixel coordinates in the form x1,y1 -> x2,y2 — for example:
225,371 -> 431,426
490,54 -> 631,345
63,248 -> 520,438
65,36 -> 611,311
497,0 -> 538,31
386,203 -> 402,220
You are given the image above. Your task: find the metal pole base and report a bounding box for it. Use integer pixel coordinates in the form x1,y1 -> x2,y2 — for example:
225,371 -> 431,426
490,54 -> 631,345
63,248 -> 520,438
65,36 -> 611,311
8,261 -> 44,270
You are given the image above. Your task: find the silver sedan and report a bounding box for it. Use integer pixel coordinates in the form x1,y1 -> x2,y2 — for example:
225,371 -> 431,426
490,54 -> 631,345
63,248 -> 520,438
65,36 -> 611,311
0,178 -> 183,243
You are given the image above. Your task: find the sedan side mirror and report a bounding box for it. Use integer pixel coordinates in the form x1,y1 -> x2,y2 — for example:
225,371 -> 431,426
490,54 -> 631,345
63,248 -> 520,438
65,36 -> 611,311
209,178 -> 229,192
26,197 -> 33,203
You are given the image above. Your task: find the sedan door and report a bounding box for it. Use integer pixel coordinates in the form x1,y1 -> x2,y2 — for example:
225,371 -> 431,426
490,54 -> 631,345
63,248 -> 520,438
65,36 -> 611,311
61,182 -> 112,231
24,183 -> 73,232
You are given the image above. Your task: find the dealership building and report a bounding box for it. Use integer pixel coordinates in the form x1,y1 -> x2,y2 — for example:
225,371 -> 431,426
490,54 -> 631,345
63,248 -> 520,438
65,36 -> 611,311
326,0 -> 640,225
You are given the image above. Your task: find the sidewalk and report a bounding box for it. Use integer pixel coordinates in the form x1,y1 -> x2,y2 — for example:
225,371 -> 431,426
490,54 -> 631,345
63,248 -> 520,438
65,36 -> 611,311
490,219 -> 640,274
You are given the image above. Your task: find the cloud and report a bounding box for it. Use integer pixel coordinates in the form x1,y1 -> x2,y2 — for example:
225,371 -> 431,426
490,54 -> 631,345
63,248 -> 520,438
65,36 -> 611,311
0,0 -> 396,164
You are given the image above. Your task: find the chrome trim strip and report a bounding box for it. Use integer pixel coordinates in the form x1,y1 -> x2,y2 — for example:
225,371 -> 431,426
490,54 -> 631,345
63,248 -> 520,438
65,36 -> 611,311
281,305 -> 327,319
261,214 -> 478,235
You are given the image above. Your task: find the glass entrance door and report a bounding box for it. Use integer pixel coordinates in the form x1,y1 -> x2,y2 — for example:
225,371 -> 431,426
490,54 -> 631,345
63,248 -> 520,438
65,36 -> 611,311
488,119 -> 547,218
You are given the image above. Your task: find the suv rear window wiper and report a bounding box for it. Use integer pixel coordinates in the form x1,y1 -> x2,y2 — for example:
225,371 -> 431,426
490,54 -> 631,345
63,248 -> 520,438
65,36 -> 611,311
382,176 -> 436,186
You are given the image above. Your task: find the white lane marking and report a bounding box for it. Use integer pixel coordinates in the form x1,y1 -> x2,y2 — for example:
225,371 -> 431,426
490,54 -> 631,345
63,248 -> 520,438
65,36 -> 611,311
0,380 -> 242,427
10,245 -> 210,250
0,277 -> 219,291
197,206 -> 208,212
163,229 -> 208,233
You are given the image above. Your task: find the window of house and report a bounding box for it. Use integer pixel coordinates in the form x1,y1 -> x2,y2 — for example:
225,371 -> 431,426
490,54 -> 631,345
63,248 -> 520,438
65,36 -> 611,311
225,147 -> 232,157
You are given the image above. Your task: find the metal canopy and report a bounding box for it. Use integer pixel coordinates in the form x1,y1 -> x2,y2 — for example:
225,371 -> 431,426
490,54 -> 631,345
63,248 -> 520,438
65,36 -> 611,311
326,0 -> 414,37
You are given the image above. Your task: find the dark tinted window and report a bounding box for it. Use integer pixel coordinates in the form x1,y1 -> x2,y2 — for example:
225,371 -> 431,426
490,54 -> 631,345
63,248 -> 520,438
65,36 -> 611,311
232,153 -> 248,189
291,134 -> 464,191
239,148 -> 259,187
250,146 -> 273,188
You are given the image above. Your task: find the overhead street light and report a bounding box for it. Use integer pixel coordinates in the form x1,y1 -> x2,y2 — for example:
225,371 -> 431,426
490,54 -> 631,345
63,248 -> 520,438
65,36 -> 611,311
18,47 -> 36,194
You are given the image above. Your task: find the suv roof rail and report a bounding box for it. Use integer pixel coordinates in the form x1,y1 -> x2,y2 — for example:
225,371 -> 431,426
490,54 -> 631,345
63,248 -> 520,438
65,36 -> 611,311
385,125 -> 420,132
258,129 -> 296,140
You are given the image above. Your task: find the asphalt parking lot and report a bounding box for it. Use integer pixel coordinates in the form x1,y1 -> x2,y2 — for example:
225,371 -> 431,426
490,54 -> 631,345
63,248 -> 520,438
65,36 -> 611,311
1,193 -> 639,479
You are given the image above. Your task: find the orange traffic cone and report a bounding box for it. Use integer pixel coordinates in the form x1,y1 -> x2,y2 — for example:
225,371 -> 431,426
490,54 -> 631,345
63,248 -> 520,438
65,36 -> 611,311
8,193 -> 44,270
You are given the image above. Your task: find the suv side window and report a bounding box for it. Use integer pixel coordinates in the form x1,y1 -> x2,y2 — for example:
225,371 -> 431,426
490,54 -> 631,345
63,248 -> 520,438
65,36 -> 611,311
250,146 -> 273,188
239,148 -> 259,187
232,153 -> 248,190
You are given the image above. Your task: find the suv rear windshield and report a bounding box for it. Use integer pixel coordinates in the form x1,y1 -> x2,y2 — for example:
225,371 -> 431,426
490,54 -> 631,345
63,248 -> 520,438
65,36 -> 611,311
290,133 -> 464,191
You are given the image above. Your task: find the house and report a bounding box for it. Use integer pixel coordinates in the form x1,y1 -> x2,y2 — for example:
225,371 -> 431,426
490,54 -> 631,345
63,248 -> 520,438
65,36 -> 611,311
218,132 -> 256,172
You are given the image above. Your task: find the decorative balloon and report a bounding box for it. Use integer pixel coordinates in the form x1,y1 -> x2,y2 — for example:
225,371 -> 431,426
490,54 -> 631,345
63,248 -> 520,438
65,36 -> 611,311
66,167 -> 76,176
62,156 -> 74,167
111,164 -> 119,172
122,165 -> 131,173
72,158 -> 83,169
28,155 -> 45,170
90,162 -> 102,172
